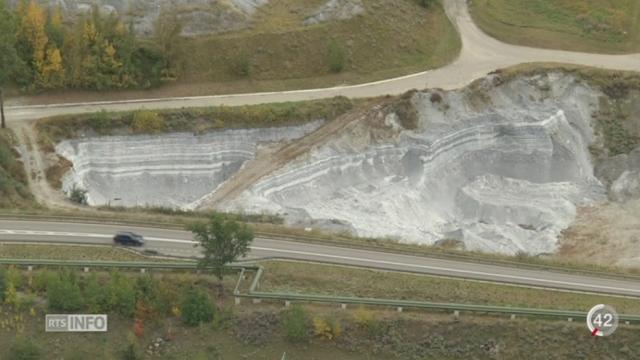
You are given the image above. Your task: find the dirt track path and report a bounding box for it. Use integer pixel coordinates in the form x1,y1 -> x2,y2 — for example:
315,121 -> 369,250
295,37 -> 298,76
13,122 -> 76,210
6,0 -> 640,123
193,100 -> 389,209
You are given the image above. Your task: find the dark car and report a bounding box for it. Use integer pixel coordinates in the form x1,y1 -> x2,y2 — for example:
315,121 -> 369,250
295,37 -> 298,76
113,232 -> 145,246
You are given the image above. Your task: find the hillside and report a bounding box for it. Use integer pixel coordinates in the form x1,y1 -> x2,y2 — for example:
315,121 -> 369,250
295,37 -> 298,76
7,0 -> 461,103
0,130 -> 35,208
470,0 -> 640,53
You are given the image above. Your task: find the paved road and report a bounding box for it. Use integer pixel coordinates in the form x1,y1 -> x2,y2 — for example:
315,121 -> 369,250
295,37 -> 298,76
1,220 -> 639,297
6,0 -> 640,123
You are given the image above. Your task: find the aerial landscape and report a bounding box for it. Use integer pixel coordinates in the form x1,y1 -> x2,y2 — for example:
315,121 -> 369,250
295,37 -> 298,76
0,0 -> 639,359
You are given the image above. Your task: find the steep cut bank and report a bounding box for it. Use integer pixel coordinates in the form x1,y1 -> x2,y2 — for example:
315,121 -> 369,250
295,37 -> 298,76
56,121 -> 322,207
221,71 -> 639,255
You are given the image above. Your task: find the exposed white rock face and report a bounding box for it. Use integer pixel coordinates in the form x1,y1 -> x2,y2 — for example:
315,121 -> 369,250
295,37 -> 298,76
611,171 -> 640,202
56,120 -> 322,208
304,0 -> 364,26
222,73 -> 607,255
19,0 -> 268,36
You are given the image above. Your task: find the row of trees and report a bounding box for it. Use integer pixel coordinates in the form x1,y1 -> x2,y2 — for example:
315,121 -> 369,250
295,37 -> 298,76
0,0 -> 176,127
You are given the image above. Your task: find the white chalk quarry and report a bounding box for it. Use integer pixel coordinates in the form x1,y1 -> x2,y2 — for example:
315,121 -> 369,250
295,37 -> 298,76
221,73 -> 607,255
56,121 -> 322,208
58,73 -> 611,255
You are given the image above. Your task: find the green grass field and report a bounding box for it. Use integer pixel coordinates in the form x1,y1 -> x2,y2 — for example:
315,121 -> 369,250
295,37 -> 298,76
175,0 -> 460,85
470,0 -> 640,53
261,261 -> 640,314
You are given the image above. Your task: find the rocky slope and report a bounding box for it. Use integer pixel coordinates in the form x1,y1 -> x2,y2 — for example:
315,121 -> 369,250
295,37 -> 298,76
23,0 -> 268,36
221,73 -> 621,255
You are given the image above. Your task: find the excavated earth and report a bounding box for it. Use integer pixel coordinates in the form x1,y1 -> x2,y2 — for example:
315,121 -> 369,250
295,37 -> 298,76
56,120 -> 322,208
56,72 -> 640,256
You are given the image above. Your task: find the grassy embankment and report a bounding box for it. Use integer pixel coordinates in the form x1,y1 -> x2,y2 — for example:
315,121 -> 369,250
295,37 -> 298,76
0,250 -> 639,359
470,0 -> 640,53
0,130 -> 36,209
16,0 -> 461,104
36,96 -> 356,189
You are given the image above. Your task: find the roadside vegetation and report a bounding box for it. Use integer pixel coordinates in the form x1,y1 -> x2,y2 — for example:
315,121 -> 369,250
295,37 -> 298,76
470,0 -> 640,53
0,129 -> 35,208
261,261 -> 640,314
0,0 -> 166,93
36,97 -> 354,150
7,0 -> 460,105
0,260 -> 639,359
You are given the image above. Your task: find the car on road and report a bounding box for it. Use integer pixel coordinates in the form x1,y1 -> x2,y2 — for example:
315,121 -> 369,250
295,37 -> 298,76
113,232 -> 145,246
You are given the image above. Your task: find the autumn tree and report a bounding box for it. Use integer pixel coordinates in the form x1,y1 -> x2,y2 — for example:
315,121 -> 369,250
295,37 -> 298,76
188,215 -> 254,297
155,10 -> 183,79
0,0 -> 20,128
18,0 -> 49,87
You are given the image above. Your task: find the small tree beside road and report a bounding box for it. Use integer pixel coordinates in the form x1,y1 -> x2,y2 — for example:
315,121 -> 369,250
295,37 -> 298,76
188,214 -> 254,297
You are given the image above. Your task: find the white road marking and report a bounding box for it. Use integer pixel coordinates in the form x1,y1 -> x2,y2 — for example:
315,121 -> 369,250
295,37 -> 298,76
249,246 -> 640,294
1,228 -> 636,294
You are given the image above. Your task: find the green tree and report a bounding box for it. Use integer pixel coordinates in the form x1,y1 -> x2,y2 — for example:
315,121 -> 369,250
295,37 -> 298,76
105,271 -> 136,317
85,273 -> 107,312
0,0 -> 20,128
47,270 -> 84,311
282,305 -> 310,343
155,10 -> 182,78
188,214 -> 254,297
327,39 -> 346,73
181,288 -> 214,326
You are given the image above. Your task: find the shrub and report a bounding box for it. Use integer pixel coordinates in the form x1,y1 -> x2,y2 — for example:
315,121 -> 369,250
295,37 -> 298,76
181,288 -> 214,326
47,271 -> 84,311
417,0 -> 435,7
68,186 -> 88,205
282,305 -> 310,343
89,110 -> 111,134
0,267 -> 6,302
327,40 -> 346,73
313,316 -> 341,340
121,341 -> 141,360
106,272 -> 137,317
32,270 -> 56,293
132,110 -> 164,134
8,338 -> 41,360
85,273 -> 107,313
353,307 -> 375,328
234,53 -> 252,77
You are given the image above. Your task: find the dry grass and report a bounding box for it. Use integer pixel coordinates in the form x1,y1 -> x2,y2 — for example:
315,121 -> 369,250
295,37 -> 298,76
0,243 -> 159,262
470,0 -> 640,53
260,261 -> 640,314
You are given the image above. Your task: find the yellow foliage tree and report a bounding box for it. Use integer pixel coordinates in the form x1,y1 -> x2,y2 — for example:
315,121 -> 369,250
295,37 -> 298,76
20,0 -> 49,70
313,316 -> 341,340
41,46 -> 65,88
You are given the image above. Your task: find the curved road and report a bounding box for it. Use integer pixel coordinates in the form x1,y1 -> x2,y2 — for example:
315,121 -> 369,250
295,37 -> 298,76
1,220 -> 639,297
6,0 -> 640,123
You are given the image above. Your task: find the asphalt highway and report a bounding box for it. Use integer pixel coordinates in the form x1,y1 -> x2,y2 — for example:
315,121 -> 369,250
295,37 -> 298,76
1,220 -> 639,297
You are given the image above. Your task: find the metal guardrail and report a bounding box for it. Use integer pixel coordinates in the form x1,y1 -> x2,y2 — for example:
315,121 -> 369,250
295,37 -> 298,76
2,259 -> 639,323
3,213 -> 640,281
